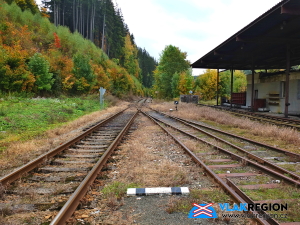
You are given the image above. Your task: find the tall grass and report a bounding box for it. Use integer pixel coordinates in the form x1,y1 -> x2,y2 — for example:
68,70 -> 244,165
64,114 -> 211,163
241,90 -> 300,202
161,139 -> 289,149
113,116 -> 190,187
0,97 -> 127,175
151,101 -> 300,152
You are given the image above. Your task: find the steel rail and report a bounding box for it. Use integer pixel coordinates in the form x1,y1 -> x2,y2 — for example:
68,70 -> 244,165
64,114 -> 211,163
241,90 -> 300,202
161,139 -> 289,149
136,98 -> 148,110
141,110 -> 274,225
147,111 -> 300,187
153,111 -> 300,181
198,104 -> 300,129
155,109 -> 300,160
0,108 -> 127,186
198,104 -> 300,123
50,110 -> 139,225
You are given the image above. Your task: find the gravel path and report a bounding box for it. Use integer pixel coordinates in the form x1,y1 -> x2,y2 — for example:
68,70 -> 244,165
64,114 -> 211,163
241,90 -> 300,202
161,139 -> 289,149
120,195 -> 226,225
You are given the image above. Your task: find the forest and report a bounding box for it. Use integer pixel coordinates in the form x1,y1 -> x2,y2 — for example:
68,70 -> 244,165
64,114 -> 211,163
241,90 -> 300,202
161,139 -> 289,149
42,0 -> 157,89
0,0 -> 247,101
0,0 -> 157,97
153,45 -> 247,100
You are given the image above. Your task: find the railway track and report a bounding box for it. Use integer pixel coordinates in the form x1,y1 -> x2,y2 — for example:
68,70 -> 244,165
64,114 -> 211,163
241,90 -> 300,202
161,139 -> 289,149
1,98 -> 299,224
0,107 -> 139,225
143,108 -> 300,225
198,104 -> 300,130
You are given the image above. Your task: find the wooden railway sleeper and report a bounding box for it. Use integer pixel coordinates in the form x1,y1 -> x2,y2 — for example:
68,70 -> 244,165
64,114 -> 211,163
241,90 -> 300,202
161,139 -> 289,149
142,110 -> 272,225
50,110 -> 139,225
150,110 -> 300,182
146,110 -> 300,187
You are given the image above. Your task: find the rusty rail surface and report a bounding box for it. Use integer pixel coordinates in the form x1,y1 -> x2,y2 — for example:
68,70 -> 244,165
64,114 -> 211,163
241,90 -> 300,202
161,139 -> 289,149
141,110 -> 274,225
0,108 -> 127,186
198,104 -> 300,130
147,111 -> 300,187
50,110 -> 139,225
154,111 -> 300,182
155,109 -> 300,160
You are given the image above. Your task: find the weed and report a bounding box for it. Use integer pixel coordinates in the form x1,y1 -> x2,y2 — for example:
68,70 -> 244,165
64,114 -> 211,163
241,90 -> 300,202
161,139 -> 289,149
166,196 -> 194,214
101,181 -> 140,199
105,94 -> 120,106
0,205 -> 13,217
212,167 -> 248,174
0,94 -> 105,143
151,101 -> 300,153
0,106 -> 7,117
106,195 -> 124,211
61,106 -> 74,114
243,185 -> 300,200
0,97 -> 128,175
205,160 -> 239,166
166,188 -> 230,214
280,164 -> 299,172
0,184 -> 5,200
190,189 -> 230,203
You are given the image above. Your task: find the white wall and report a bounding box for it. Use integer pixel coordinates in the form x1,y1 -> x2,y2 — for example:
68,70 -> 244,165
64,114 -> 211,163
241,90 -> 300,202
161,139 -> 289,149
246,72 -> 300,115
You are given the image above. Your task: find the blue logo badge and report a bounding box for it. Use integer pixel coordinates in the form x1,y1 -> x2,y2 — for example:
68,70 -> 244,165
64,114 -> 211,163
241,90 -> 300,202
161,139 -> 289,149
188,203 -> 218,218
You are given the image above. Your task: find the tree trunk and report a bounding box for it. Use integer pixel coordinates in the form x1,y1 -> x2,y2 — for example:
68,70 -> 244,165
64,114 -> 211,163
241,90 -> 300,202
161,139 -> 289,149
53,1 -> 56,26
76,0 -> 79,32
62,0 -> 65,26
91,3 -> 95,41
86,3 -> 89,38
73,0 -> 75,31
57,3 -> 60,25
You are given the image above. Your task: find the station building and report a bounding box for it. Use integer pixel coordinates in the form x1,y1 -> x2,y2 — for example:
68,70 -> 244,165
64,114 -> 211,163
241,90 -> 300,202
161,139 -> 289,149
192,0 -> 300,117
246,70 -> 300,115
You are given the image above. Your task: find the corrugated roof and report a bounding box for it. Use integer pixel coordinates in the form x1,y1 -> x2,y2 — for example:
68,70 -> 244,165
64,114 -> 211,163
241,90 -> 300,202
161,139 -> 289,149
192,0 -> 300,70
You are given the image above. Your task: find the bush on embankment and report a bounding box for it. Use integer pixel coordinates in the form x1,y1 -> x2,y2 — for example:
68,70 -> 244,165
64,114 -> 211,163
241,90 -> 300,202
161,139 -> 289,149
0,0 -> 144,97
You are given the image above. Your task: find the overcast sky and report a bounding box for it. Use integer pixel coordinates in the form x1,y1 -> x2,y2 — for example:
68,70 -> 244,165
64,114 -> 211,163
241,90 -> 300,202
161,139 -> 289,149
35,0 -> 282,75
115,0 -> 281,74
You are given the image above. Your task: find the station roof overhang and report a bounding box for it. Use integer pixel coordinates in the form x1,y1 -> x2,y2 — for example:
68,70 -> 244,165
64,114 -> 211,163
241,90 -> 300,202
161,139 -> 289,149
191,0 -> 300,70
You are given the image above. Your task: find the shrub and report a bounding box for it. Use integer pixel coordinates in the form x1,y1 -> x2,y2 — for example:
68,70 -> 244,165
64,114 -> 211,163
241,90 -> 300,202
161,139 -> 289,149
28,53 -> 54,92
71,53 -> 95,93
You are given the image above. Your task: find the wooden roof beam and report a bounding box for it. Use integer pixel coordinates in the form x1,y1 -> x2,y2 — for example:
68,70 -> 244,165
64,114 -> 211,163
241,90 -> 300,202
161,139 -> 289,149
236,36 -> 300,44
281,5 -> 300,15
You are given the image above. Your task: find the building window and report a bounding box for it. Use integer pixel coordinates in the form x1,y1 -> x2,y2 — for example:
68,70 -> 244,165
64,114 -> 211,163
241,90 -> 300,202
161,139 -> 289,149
280,81 -> 285,98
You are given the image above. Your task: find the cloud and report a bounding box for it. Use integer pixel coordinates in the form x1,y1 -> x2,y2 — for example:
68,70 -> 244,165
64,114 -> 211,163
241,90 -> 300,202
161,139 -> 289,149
115,0 -> 281,74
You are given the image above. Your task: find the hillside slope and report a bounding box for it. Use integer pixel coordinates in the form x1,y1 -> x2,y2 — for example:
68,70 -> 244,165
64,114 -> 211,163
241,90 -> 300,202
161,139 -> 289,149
0,0 -> 145,97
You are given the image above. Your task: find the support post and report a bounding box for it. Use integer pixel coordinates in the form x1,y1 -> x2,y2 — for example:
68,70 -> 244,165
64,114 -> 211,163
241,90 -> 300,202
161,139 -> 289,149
99,87 -> 106,109
251,68 -> 255,112
230,69 -> 233,108
284,44 -> 290,118
217,69 -> 220,106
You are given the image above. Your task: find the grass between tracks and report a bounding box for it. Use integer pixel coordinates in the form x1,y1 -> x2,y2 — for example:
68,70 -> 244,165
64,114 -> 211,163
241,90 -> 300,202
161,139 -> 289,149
151,101 -> 300,223
109,118 -> 191,189
96,115 -> 254,225
242,186 -> 300,222
151,101 -> 300,154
